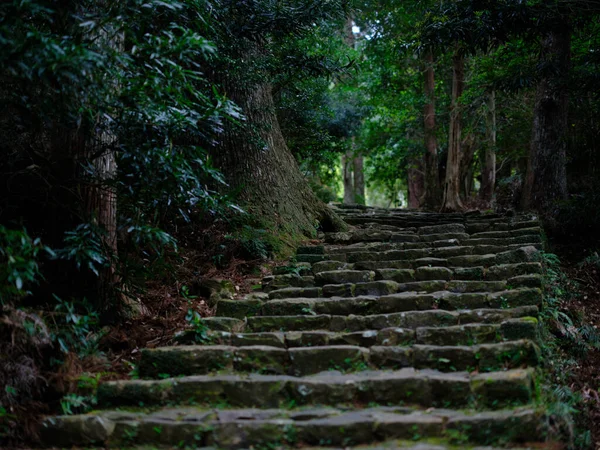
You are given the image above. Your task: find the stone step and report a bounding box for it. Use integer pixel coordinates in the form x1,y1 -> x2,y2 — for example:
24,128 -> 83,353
321,230 -> 541,247
244,306 -> 538,333
95,368 -> 536,410
350,262 -> 542,281
176,318 -> 538,348
314,271 -> 542,291
220,288 -> 542,318
344,246 -> 542,265
138,339 -> 540,377
41,406 -> 546,449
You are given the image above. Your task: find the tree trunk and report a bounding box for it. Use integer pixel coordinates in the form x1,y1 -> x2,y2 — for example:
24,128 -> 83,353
353,151 -> 365,205
408,159 -> 425,209
423,50 -> 441,209
213,66 -> 346,235
480,90 -> 497,204
521,26 -> 570,218
442,50 -> 465,211
342,149 -> 355,204
459,135 -> 476,200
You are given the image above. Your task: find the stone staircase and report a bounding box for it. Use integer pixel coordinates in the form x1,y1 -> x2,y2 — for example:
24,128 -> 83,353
41,206 -> 551,449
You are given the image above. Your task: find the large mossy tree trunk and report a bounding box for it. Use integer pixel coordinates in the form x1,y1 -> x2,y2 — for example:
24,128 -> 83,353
422,50 -> 441,209
521,26 -> 570,218
480,90 -> 497,204
442,50 -> 465,211
213,65 -> 346,236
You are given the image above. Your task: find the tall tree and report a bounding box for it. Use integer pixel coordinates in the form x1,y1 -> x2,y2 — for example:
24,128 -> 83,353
521,23 -> 570,216
480,90 -> 497,203
442,49 -> 465,211
208,1 -> 348,235
422,50 -> 441,209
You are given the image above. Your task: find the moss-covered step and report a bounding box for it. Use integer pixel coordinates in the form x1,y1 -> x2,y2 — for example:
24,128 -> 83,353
345,246 -> 541,265
255,289 -> 542,317
245,306 -> 539,333
324,230 -> 421,244
95,368 -> 535,410
138,339 -> 540,378
351,262 -> 542,281
181,317 -> 538,348
40,406 -> 546,449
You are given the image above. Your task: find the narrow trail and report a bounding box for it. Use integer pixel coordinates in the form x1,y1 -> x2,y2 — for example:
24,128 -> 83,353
42,206 -> 550,449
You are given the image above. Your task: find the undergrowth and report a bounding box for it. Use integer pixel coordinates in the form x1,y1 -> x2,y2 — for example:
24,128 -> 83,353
539,252 -> 600,449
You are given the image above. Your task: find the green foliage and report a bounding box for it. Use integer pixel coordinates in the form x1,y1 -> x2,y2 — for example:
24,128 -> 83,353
51,297 -> 104,358
538,252 -> 599,447
185,309 -> 210,344
0,226 -> 51,303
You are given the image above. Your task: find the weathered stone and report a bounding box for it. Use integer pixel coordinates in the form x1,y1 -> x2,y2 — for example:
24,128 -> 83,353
370,346 -> 413,369
198,278 -> 236,306
418,224 -> 466,235
436,292 -> 489,310
231,332 -> 286,348
477,340 -> 541,372
285,331 -> 332,347
472,369 -> 534,408
414,257 -> 449,267
413,345 -> 476,371
495,246 -> 541,265
415,266 -> 453,281
354,280 -> 400,296
379,293 -> 436,312
500,317 -> 539,341
297,245 -> 325,255
202,317 -> 245,332
312,260 -> 350,273
217,299 -> 263,319
139,346 -> 235,377
296,254 -> 328,264
416,326 -> 469,346
376,327 -> 416,346
316,270 -> 375,285
487,288 -> 543,308
453,266 -> 485,280
41,415 -> 116,446
507,274 -> 543,289
262,298 -> 317,316
375,268 -> 415,283
289,346 -> 368,375
268,287 -> 322,300
247,315 -> 331,332
330,330 -> 379,347
448,254 -> 496,267
322,283 -> 356,297
421,233 -> 469,243
446,408 -> 545,444
273,262 -> 312,275
486,262 -> 543,280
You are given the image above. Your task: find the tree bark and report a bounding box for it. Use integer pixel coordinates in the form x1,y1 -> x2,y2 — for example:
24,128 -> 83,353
342,149 -> 355,204
423,50 -> 441,209
480,90 -> 497,204
442,49 -> 465,211
521,26 -> 570,218
353,151 -> 365,205
408,159 -> 425,209
459,135 -> 476,200
212,58 -> 346,235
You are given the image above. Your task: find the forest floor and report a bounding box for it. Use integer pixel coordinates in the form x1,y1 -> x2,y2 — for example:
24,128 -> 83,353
550,238 -> 600,448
